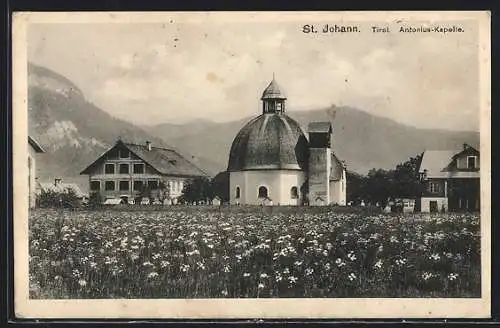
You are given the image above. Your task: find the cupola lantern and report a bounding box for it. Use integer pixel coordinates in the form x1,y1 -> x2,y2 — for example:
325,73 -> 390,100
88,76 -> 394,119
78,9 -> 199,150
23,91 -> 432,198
261,75 -> 287,114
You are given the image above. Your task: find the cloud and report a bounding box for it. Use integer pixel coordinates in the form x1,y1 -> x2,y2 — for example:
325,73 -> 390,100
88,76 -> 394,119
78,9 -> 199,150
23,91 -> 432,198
28,21 -> 480,130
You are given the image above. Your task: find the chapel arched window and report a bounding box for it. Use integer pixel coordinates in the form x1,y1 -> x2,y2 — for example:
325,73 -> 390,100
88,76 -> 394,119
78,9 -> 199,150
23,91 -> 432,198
258,186 -> 268,198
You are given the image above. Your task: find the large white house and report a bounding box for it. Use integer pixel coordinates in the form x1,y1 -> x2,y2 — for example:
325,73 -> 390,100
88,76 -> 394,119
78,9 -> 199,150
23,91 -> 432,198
80,139 -> 208,204
227,78 -> 347,206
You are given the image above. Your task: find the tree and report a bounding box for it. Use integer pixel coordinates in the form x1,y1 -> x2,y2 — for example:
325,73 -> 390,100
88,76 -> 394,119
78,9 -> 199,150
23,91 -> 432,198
392,154 -> 424,198
354,153 -> 424,207
365,168 -> 394,206
211,171 -> 229,202
88,191 -> 103,208
158,181 -> 170,203
181,177 -> 213,203
136,184 -> 154,204
346,170 -> 366,203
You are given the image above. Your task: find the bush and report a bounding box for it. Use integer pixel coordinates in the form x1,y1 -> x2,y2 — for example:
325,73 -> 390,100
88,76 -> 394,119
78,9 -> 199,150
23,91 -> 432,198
37,188 -> 81,209
88,191 -> 103,209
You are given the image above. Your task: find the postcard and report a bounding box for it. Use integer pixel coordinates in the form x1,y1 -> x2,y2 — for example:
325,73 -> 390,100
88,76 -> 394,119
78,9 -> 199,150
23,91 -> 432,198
13,11 -> 491,319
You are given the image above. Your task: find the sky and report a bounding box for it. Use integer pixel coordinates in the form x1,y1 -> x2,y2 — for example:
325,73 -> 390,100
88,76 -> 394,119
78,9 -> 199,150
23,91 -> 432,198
27,15 -> 480,131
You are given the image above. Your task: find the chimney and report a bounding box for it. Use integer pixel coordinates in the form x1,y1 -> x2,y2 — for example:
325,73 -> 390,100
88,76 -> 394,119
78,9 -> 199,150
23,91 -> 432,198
146,141 -> 151,151
463,143 -> 468,150
54,178 -> 62,187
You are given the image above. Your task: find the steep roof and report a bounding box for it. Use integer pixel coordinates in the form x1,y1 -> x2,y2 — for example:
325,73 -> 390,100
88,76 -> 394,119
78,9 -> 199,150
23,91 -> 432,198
28,136 -> 45,153
80,140 -> 208,177
261,78 -> 287,100
419,144 -> 480,178
419,150 -> 457,176
125,143 -> 208,177
308,122 -> 332,133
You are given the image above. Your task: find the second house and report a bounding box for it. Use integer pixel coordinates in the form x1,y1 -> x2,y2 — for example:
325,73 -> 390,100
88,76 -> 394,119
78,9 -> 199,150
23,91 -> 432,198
80,139 -> 207,204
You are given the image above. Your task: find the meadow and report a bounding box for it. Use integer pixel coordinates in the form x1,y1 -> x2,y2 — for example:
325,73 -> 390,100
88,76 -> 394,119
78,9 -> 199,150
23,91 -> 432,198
28,206 -> 481,299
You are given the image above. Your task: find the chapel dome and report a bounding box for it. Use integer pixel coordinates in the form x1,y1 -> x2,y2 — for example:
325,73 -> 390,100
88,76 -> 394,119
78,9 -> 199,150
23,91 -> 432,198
227,113 -> 309,172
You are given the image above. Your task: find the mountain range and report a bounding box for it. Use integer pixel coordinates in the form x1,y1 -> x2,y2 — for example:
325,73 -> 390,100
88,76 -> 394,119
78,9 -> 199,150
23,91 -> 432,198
27,63 -> 480,194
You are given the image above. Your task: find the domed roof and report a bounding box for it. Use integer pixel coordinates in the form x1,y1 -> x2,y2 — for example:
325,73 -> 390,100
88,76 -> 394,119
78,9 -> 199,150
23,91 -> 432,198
227,113 -> 309,171
261,78 -> 287,100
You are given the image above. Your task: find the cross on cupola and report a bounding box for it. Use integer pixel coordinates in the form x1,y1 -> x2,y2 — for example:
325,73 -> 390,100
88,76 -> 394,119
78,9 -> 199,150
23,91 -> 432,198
261,75 -> 287,114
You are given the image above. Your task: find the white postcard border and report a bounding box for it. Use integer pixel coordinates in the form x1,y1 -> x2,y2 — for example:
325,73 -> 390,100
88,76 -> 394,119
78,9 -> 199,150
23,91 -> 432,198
12,10 -> 491,319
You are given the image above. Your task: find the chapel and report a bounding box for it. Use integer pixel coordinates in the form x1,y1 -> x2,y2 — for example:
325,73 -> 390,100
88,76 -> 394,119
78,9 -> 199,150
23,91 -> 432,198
227,78 -> 347,206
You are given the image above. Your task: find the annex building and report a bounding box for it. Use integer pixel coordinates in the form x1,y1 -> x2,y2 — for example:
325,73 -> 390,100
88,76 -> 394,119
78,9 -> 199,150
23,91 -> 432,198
418,143 -> 480,212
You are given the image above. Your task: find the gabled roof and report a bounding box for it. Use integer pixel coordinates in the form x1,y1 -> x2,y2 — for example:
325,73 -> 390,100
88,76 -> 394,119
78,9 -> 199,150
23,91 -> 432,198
419,150 -> 457,175
308,122 -> 332,133
125,143 -> 208,177
28,136 -> 45,153
80,140 -> 208,178
451,144 -> 480,159
419,144 -> 480,178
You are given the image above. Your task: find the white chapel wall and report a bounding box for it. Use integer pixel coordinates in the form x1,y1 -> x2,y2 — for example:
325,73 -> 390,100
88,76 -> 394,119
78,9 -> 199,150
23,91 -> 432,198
278,171 -> 306,205
329,179 -> 346,206
230,170 -> 305,205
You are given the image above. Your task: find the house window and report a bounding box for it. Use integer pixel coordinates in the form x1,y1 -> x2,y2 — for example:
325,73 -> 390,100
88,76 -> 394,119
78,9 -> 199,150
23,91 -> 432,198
90,181 -> 101,191
258,186 -> 268,198
105,163 -> 115,174
290,186 -> 298,199
133,180 -> 143,191
105,181 -> 115,191
119,149 -> 130,158
119,163 -> 129,174
467,156 -> 477,169
119,181 -> 129,191
429,181 -> 440,193
133,163 -> 144,174
148,180 -> 159,190
235,187 -> 241,198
